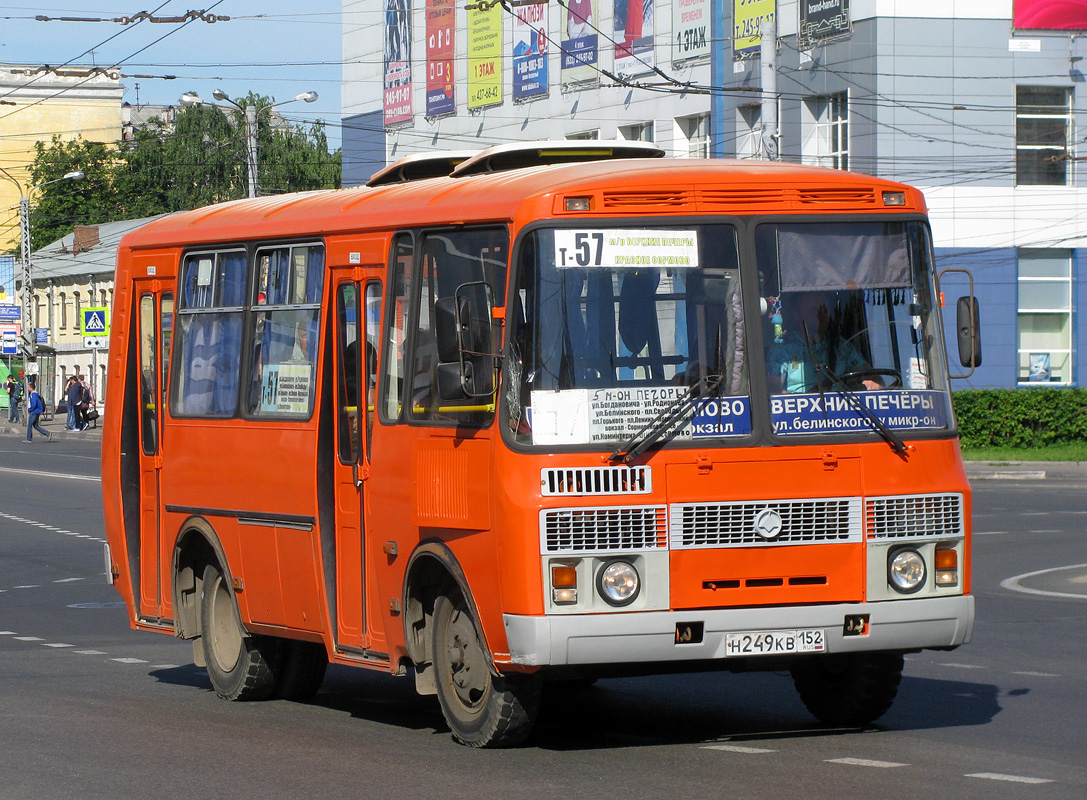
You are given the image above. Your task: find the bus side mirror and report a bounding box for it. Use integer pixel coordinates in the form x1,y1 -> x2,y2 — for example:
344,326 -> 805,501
436,282 -> 495,401
956,296 -> 982,368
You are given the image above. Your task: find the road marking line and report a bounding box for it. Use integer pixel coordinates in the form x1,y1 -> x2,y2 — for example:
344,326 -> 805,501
1013,671 -> 1061,677
14,585 -> 40,589
151,664 -> 180,669
42,643 -> 74,648
703,744 -> 777,754
0,466 -> 100,483
73,650 -> 107,655
14,636 -> 44,641
53,577 -> 85,583
0,630 -> 16,635
976,531 -> 1011,536
966,773 -> 1054,784
1001,564 -> 1087,600
939,663 -> 986,669
111,657 -> 148,664
827,758 -> 908,768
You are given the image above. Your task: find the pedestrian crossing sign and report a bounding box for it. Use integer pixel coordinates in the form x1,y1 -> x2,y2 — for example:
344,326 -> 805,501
81,307 -> 110,336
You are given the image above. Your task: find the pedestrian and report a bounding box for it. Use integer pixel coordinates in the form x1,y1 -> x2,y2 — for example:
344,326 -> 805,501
67,374 -> 85,431
78,374 -> 94,430
64,376 -> 79,430
5,374 -> 21,423
26,378 -> 51,442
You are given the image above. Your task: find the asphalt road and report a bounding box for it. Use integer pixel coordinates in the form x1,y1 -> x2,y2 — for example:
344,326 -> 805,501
2,428 -> 1085,799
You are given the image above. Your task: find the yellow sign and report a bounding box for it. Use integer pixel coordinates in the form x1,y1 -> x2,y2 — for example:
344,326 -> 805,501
734,0 -> 776,57
467,3 -> 503,109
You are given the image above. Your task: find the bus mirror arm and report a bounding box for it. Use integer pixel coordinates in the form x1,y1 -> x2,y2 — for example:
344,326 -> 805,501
937,267 -> 981,378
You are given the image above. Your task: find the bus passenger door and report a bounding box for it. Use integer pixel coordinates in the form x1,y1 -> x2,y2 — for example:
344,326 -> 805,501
135,287 -> 173,621
331,278 -> 380,650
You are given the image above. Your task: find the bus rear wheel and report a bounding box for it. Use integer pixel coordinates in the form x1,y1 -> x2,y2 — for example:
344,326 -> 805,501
790,651 -> 904,726
200,563 -> 279,701
431,592 -> 540,748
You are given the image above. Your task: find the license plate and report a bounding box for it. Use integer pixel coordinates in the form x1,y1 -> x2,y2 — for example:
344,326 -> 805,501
724,628 -> 825,657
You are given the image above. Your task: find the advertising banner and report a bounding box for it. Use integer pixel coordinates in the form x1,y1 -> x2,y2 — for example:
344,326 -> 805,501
672,0 -> 710,63
560,0 -> 599,88
383,0 -> 413,128
468,2 -> 503,110
613,0 -> 655,77
733,0 -> 776,59
512,1 -> 549,102
1014,0 -> 1087,31
425,0 -> 456,118
799,0 -> 851,49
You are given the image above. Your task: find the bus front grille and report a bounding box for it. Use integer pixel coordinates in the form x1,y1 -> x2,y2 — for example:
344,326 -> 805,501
669,498 -> 862,549
540,506 -> 668,553
540,466 -> 652,496
865,493 -> 964,540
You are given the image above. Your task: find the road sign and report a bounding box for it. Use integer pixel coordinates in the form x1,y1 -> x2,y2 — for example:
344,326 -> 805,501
2,331 -> 16,355
81,307 -> 109,336
84,337 -> 108,349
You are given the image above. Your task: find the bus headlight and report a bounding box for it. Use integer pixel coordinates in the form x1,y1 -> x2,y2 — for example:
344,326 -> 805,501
597,560 -> 640,606
888,548 -> 927,594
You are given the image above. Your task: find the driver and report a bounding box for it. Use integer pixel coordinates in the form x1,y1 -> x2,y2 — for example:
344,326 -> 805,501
766,291 -> 881,393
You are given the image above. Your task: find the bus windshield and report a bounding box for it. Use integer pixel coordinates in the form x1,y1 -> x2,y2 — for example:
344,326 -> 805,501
509,219 -> 951,448
757,220 -> 950,437
509,223 -> 750,446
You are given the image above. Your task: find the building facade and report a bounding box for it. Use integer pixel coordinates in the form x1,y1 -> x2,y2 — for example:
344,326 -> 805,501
28,217 -> 161,410
0,66 -> 124,252
341,0 -> 1087,390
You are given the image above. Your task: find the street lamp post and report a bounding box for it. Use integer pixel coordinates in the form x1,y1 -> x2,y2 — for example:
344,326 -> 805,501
179,89 -> 319,199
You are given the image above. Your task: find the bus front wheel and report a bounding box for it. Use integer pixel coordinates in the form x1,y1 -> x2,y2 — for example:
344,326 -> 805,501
790,651 -> 904,726
200,563 -> 279,701
431,592 -> 540,747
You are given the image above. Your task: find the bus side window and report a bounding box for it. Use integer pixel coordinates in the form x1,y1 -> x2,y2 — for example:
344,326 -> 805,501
410,227 -> 507,425
139,294 -> 158,454
382,234 -> 413,422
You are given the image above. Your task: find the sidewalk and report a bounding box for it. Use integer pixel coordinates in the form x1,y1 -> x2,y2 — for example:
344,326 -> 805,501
964,460 -> 1087,482
0,418 -> 103,440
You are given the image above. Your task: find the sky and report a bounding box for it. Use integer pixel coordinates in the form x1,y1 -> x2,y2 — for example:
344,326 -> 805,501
1,1 -> 344,147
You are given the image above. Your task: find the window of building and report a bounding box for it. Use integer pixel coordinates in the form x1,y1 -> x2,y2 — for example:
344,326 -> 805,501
677,113 -> 709,158
567,130 -> 600,140
1017,250 -> 1073,384
1016,86 -> 1073,186
736,104 -> 762,159
246,243 -> 325,417
619,122 -> 654,142
60,292 -> 67,328
171,249 -> 246,416
802,92 -> 848,170
73,291 -> 82,327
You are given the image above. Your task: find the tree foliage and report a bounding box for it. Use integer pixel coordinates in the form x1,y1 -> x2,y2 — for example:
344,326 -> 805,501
27,94 -> 341,250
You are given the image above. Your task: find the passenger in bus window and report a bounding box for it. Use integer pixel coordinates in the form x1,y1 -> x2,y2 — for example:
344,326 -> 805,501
765,291 -> 881,394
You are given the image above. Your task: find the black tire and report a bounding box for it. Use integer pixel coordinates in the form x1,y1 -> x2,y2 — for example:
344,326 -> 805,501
275,641 -> 328,701
200,563 -> 280,701
431,592 -> 540,748
791,651 -> 904,726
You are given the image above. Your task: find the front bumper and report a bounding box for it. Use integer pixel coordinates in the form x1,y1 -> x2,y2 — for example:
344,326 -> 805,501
503,594 -> 974,666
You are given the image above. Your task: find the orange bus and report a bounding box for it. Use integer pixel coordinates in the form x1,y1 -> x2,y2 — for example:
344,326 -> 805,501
103,142 -> 976,747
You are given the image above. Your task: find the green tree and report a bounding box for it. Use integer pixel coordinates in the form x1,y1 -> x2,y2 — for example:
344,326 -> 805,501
30,96 -> 341,248
28,136 -> 118,251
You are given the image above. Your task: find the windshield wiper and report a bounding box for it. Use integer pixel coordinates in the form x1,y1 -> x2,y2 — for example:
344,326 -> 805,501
608,374 -> 723,464
813,361 -> 910,458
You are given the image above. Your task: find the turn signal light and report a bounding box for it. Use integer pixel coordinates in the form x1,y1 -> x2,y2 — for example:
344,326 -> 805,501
882,191 -> 906,206
935,548 -> 959,587
551,563 -> 579,605
565,196 -> 592,211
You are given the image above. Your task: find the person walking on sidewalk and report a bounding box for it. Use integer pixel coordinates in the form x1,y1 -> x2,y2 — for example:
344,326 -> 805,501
66,374 -> 85,431
78,374 -> 96,429
26,379 -> 51,442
